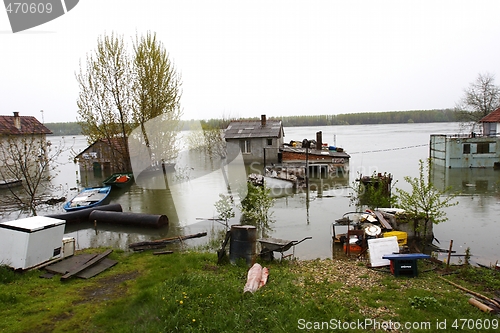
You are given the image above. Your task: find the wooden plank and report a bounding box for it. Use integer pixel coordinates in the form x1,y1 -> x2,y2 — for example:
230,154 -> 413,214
438,276 -> 500,309
64,253 -> 99,274
45,254 -> 117,279
128,232 -> 207,249
153,250 -> 174,255
469,298 -> 494,313
61,249 -> 113,280
45,254 -> 96,274
75,258 -> 117,279
374,211 -> 393,230
131,244 -> 167,252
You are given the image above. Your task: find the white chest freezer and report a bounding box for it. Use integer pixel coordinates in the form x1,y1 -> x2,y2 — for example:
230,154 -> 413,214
0,216 -> 65,270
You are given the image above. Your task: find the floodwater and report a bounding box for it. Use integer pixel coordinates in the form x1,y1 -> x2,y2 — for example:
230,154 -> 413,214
2,122 -> 499,266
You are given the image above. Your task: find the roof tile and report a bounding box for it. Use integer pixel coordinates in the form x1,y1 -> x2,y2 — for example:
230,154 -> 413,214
0,115 -> 52,135
480,107 -> 500,123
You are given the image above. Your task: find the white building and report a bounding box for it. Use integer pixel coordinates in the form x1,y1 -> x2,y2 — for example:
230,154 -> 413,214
0,112 -> 52,177
224,115 -> 284,164
430,108 -> 500,168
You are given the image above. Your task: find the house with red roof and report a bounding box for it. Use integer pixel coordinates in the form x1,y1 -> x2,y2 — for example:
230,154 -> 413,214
479,107 -> 500,137
0,112 -> 52,137
430,108 -> 500,168
0,112 -> 52,183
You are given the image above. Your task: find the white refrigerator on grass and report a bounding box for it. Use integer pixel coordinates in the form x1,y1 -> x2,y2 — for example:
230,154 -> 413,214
0,216 -> 65,270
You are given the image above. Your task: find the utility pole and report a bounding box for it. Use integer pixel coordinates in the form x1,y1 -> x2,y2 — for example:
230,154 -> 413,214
305,146 -> 310,224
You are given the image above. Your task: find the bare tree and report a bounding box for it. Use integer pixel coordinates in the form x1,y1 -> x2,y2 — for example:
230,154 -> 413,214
0,134 -> 70,216
455,73 -> 500,131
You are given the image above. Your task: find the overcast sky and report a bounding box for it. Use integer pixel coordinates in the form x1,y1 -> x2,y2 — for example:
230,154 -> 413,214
1,0 -> 500,123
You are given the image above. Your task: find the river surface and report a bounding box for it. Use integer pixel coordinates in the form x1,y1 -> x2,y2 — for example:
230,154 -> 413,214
2,122 -> 499,266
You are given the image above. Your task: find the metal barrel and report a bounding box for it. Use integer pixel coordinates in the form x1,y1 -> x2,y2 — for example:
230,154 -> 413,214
88,210 -> 168,228
46,204 -> 123,223
229,225 -> 256,265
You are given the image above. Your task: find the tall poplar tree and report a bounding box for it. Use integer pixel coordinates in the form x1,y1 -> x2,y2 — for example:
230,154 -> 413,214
76,31 -> 182,172
131,31 -> 182,165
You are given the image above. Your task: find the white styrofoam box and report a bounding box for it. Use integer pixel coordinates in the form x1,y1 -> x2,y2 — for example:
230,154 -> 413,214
62,237 -> 75,257
367,236 -> 399,267
0,216 -> 65,270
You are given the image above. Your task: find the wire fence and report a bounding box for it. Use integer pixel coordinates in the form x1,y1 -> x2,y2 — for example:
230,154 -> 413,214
349,143 -> 429,155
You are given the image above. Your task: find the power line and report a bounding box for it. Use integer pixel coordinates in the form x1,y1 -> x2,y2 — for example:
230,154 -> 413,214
349,143 -> 428,155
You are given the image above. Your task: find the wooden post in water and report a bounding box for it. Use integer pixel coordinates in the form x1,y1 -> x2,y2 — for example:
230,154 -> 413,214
305,147 -> 310,224
447,240 -> 453,269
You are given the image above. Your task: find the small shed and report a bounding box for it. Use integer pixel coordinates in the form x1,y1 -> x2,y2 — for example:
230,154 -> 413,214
224,115 -> 284,164
74,137 -> 130,174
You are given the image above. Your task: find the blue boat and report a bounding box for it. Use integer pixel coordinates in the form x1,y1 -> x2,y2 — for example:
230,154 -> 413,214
63,186 -> 112,212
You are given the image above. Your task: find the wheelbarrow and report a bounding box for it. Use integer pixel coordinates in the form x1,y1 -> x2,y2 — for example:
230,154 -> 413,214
257,236 -> 312,261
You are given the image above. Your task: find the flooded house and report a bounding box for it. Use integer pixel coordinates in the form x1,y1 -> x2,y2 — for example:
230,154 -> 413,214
280,131 -> 350,179
430,107 -> 500,168
74,137 -> 129,175
224,115 -> 284,164
0,112 -> 52,183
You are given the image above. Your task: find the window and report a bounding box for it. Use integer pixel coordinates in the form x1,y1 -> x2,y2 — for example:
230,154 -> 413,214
267,138 -> 273,146
463,144 -> 470,154
489,124 -> 497,137
239,140 -> 251,153
476,143 -> 490,154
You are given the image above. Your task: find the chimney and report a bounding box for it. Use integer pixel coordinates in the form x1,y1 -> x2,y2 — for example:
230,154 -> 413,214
261,114 -> 266,127
13,112 -> 21,130
316,131 -> 322,150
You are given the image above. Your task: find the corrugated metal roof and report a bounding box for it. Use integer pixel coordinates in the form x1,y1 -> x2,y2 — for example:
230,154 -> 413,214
224,120 -> 283,139
0,114 -> 52,135
480,107 -> 500,123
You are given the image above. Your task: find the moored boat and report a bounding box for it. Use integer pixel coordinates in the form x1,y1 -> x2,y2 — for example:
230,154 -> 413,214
63,186 -> 112,212
103,173 -> 134,188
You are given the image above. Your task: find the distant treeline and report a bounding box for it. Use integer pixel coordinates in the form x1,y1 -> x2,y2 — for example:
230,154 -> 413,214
199,109 -> 457,128
46,109 -> 457,135
278,109 -> 457,127
45,122 -> 83,136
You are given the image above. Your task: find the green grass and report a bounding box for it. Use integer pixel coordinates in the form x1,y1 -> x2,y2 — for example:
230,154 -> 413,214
0,250 -> 499,332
